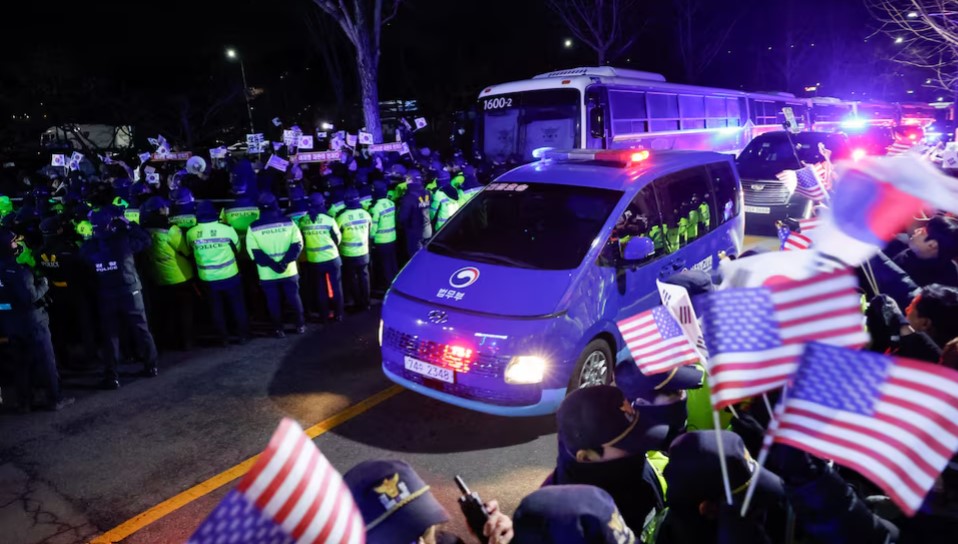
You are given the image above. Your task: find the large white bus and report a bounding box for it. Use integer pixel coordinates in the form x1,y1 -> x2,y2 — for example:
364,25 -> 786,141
476,67 -> 808,162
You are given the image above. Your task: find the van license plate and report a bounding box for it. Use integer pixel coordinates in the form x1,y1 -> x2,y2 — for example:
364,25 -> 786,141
744,205 -> 771,214
404,356 -> 454,383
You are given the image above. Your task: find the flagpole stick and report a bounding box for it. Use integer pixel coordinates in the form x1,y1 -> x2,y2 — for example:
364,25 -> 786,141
712,410 -> 735,506
741,385 -> 788,517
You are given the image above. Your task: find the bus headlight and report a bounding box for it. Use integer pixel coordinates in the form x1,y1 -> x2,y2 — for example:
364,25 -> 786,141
505,356 -> 547,384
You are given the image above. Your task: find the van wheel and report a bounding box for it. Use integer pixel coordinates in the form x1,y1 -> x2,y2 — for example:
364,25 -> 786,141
567,340 -> 613,393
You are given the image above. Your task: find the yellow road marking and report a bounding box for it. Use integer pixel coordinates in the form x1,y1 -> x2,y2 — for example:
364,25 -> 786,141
90,385 -> 404,544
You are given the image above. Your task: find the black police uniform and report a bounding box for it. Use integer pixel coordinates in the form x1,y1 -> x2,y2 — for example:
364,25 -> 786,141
80,216 -> 158,387
0,251 -> 64,409
37,223 -> 99,367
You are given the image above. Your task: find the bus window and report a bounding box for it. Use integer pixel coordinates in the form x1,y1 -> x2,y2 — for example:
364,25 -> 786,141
609,89 -> 648,135
708,161 -> 740,224
706,97 -> 728,128
649,93 -> 680,132
680,95 -> 706,129
653,166 -> 713,251
732,98 -> 746,126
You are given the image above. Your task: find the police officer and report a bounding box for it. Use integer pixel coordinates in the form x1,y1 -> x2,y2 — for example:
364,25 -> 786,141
79,210 -> 158,389
0,229 -> 73,412
246,193 -> 305,337
431,170 -> 461,231
169,187 -> 198,230
326,176 -> 347,218
222,163 -> 261,239
36,215 -> 98,368
123,182 -> 152,224
142,198 -> 196,351
297,193 -> 344,323
336,188 -> 373,311
369,180 -> 398,294
459,165 -> 483,204
398,169 -> 431,261
186,201 -> 249,345
285,185 -> 309,221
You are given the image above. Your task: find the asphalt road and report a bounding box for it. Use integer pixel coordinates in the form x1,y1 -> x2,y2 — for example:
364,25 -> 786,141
0,307 -> 559,544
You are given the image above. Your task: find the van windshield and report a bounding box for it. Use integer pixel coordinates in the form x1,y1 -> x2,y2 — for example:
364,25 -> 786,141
428,183 -> 622,270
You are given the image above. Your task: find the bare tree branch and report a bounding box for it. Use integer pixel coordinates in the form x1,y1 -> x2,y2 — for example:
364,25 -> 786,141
308,0 -> 405,142
868,0 -> 958,92
546,0 -> 641,64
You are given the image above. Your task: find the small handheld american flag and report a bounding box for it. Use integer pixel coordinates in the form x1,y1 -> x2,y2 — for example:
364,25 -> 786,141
777,223 -> 812,251
618,306 -> 700,375
699,268 -> 868,409
770,342 -> 958,516
777,165 -> 828,202
189,418 -> 365,544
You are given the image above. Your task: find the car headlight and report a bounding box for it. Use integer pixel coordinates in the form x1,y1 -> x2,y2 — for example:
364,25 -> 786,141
504,356 -> 547,384
378,319 -> 384,347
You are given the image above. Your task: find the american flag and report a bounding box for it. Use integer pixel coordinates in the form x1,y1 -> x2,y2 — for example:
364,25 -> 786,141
189,418 -> 365,544
777,165 -> 828,202
777,224 -> 812,251
618,306 -> 700,375
812,161 -> 834,191
699,269 -> 869,409
771,342 -> 958,516
886,142 -> 914,157
798,216 -> 822,232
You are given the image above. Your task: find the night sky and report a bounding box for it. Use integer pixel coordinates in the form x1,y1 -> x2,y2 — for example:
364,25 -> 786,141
0,0 -> 918,147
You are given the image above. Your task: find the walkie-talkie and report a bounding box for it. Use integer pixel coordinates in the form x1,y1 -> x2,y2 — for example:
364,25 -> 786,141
454,475 -> 490,541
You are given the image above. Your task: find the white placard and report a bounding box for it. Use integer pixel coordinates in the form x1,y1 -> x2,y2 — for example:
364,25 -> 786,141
266,154 -> 290,172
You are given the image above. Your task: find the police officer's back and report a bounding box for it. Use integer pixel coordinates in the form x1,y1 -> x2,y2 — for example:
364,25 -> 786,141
369,180 -> 398,292
336,188 -> 373,311
398,169 -> 431,260
80,209 -> 158,388
0,229 -> 72,411
246,193 -> 305,336
36,216 -> 98,368
297,193 -> 344,322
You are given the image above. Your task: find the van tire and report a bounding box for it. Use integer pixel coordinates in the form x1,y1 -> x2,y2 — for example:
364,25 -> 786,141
567,339 -> 613,393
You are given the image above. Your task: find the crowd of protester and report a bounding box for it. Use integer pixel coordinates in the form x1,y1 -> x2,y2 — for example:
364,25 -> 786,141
0,127 -> 491,410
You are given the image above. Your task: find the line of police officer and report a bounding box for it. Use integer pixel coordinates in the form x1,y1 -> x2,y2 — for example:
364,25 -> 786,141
0,148 -> 483,410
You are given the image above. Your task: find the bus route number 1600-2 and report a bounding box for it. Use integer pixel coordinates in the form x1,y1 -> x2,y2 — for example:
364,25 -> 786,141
483,97 -> 513,110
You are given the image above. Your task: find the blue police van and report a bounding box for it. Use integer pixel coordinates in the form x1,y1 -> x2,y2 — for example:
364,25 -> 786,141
380,149 -> 744,416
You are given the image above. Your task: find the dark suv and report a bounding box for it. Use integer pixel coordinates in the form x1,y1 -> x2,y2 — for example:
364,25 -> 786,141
736,131 -> 849,231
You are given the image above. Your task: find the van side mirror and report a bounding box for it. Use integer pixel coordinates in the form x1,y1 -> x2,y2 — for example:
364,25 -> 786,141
622,236 -> 655,262
589,106 -> 605,139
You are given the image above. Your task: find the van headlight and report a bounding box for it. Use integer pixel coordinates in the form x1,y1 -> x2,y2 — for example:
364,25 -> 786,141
504,356 -> 547,384
378,319 -> 384,347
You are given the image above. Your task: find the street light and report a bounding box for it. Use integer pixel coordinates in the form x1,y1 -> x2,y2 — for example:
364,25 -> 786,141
895,37 -> 904,44
907,11 -> 918,18
226,48 -> 255,134
563,38 -> 573,48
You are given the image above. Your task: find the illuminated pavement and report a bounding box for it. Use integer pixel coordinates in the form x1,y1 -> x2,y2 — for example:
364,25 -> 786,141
0,308 -> 556,544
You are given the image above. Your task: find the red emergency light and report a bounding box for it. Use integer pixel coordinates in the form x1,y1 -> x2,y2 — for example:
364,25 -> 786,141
441,344 -> 474,373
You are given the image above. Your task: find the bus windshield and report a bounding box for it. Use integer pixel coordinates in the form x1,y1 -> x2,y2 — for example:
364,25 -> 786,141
479,89 -> 580,162
428,182 -> 621,270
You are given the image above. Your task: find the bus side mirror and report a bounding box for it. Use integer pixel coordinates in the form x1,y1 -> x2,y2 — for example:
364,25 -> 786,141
589,106 -> 605,139
622,236 -> 655,262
